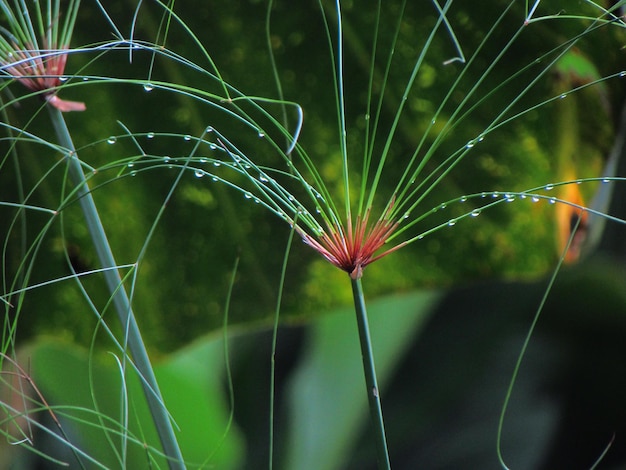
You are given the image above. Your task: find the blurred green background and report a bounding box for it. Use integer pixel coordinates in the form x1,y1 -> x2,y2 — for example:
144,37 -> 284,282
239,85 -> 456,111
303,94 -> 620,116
2,1 -> 626,468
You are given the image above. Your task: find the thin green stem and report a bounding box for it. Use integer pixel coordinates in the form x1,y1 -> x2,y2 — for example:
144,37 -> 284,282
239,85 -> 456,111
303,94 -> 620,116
47,105 -> 186,470
269,220 -> 298,469
350,277 -> 390,470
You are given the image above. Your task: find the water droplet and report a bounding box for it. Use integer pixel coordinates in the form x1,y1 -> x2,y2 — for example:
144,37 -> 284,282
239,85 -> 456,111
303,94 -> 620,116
505,194 -> 515,202
364,113 -> 370,121
130,170 -> 137,177
199,157 -> 208,163
549,197 -> 556,204
82,76 -> 89,81
194,169 -> 204,178
127,162 -> 134,168
253,198 -> 261,204
559,93 -> 567,99
448,219 -> 456,226
213,161 -> 221,167
531,196 -> 540,203
257,131 -> 265,138
417,234 -> 424,240
620,71 -> 626,77
209,143 -> 217,150
460,196 -> 468,203
163,156 -> 171,163
471,209 -> 481,217
403,212 -> 411,219
492,191 -> 499,198
143,83 -> 154,92
431,118 -> 436,125
439,203 -> 447,210
520,194 -> 527,199
205,126 -> 214,133
59,76 -> 69,82
477,134 -> 485,143
244,192 -> 253,199
259,174 -> 269,182
147,132 -> 155,139
545,184 -> 554,191
481,192 -> 487,198
211,176 -> 218,182
184,135 -> 192,141
603,178 -> 610,183
466,140 -> 475,149
107,136 -> 117,144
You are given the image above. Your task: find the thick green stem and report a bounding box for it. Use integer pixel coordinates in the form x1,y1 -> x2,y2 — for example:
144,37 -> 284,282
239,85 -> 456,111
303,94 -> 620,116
47,106 -> 186,470
350,277 -> 391,470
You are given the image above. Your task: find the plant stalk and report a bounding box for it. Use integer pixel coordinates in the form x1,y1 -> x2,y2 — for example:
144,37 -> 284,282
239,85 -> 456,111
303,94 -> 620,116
47,105 -> 186,470
350,277 -> 391,470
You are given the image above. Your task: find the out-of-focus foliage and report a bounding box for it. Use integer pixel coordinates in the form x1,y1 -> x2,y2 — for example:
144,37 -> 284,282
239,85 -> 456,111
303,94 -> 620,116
2,1 -> 625,351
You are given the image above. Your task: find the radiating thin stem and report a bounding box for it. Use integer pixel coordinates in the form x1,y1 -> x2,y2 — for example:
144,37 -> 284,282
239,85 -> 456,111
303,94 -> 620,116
350,277 -> 390,470
47,105 -> 186,470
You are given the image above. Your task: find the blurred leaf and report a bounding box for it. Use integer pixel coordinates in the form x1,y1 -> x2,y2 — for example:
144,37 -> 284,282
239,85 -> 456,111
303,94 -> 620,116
27,336 -> 244,468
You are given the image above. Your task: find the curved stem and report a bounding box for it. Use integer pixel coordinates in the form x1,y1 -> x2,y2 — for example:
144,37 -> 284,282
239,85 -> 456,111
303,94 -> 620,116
350,277 -> 391,470
47,105 -> 186,470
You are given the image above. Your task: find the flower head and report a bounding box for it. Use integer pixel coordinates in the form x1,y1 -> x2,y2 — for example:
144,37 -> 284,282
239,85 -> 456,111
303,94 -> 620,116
297,206 -> 403,280
0,1 -> 85,112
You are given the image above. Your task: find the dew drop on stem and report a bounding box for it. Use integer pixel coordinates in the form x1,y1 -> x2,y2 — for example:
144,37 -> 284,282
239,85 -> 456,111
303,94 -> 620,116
147,132 -> 155,139
448,219 -> 456,226
194,169 -> 204,178
143,83 -> 154,92
471,209 -> 481,217
545,184 -> 554,191
107,136 -> 117,144
184,135 -> 192,141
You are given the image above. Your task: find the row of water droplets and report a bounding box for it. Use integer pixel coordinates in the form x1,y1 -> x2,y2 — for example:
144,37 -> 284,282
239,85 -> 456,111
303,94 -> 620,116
135,81 -> 323,233
409,180 -> 605,241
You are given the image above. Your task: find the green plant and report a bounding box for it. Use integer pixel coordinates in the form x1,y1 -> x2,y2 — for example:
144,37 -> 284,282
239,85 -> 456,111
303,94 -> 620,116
1,1 -> 626,469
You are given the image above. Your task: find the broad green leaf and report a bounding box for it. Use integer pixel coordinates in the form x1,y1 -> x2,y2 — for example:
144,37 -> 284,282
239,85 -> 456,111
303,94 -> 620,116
26,337 -> 244,469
